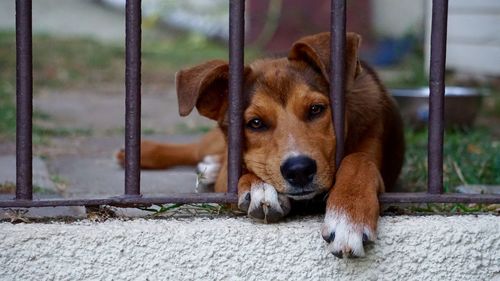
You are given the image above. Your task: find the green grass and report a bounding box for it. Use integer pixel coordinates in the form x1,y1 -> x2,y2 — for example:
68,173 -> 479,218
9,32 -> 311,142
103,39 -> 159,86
401,128 -> 500,192
0,81 -> 92,142
0,82 -> 15,138
0,181 -> 56,195
0,30 -> 260,88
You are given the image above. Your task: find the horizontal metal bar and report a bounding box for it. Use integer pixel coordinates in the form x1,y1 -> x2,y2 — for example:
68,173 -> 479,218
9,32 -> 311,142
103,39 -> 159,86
0,193 -> 238,208
1,193 -> 499,208
379,193 -> 500,204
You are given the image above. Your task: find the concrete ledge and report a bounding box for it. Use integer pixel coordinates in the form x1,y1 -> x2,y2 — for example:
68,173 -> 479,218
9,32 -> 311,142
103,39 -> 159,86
1,215 -> 499,280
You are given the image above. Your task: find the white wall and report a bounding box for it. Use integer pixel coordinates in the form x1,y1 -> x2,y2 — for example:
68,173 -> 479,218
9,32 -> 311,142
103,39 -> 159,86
425,0 -> 500,76
1,215 -> 499,280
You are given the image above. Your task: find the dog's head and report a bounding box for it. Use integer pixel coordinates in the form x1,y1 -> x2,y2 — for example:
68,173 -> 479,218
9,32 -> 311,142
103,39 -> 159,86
176,32 -> 362,200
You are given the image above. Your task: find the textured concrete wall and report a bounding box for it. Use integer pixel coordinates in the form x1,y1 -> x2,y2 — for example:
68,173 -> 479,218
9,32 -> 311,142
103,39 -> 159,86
1,215 -> 499,281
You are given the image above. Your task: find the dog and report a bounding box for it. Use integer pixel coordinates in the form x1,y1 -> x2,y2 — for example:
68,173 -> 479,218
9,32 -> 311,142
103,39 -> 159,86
116,32 -> 405,258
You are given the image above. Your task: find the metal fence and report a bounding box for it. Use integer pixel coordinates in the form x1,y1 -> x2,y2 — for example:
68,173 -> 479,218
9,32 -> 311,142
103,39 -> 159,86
1,0 -> 499,209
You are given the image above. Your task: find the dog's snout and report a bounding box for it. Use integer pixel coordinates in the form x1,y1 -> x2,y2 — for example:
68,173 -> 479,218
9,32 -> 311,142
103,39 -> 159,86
280,156 -> 317,187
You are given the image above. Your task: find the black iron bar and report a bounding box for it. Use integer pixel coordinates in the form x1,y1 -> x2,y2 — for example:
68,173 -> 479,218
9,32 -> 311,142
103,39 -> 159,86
330,0 -> 346,169
124,0 -> 142,197
15,0 -> 33,201
0,194 -> 239,208
6,0 -> 497,210
428,0 -> 448,194
379,193 -> 499,204
1,193 -> 499,208
227,0 -> 245,194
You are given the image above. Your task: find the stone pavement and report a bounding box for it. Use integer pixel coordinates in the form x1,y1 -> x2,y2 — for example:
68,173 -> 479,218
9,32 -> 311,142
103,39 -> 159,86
0,156 -> 82,218
0,0 -> 218,218
0,133 -> 210,218
0,83 -> 213,217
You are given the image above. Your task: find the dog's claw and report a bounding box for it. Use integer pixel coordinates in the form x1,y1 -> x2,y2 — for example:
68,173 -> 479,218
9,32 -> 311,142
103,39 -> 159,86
237,191 -> 251,212
332,251 -> 343,259
323,232 -> 335,243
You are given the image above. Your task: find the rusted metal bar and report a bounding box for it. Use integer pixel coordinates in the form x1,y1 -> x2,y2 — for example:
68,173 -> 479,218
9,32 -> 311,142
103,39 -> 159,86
0,193 -> 239,208
124,0 -> 142,197
428,0 -> 448,194
15,0 -> 33,201
330,0 -> 346,169
379,193 -> 500,204
227,0 -> 245,195
1,193 -> 499,208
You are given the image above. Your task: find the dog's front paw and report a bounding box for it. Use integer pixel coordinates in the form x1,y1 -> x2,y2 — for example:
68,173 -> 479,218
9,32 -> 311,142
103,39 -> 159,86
321,210 -> 376,258
238,182 -> 291,223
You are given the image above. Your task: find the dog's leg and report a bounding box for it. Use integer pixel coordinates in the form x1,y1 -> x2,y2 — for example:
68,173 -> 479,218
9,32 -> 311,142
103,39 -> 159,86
237,173 -> 291,223
321,150 -> 383,258
115,128 -> 225,169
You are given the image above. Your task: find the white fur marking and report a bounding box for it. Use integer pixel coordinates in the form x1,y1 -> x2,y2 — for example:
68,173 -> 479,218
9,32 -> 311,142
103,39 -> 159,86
196,155 -> 221,185
322,210 -> 374,257
249,183 -> 284,215
284,150 -> 301,160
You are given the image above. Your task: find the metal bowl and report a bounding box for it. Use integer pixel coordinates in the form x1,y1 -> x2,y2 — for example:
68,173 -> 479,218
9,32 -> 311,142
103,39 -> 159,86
390,87 -> 484,129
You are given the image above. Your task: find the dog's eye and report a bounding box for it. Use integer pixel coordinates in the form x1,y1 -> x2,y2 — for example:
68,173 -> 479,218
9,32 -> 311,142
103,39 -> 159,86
246,118 -> 267,131
308,104 -> 326,119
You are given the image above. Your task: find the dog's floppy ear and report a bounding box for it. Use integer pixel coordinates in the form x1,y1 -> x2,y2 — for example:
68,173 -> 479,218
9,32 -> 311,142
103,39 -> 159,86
288,32 -> 362,89
176,60 -> 230,120
176,60 -> 251,120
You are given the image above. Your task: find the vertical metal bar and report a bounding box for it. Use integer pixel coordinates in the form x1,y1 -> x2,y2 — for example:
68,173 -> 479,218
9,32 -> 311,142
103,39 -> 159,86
124,0 -> 141,197
428,0 -> 448,194
330,0 -> 346,169
15,0 -> 33,200
227,0 -> 245,194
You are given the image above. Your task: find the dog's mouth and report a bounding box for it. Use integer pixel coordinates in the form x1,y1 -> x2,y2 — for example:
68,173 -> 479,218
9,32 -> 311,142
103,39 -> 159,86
284,190 -> 317,200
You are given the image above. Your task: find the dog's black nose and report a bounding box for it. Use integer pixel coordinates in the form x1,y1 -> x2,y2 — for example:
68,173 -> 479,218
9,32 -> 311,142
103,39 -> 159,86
280,156 -> 317,187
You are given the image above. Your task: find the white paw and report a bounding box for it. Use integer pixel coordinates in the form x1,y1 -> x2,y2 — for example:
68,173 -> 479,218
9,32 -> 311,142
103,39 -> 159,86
238,182 -> 291,223
321,210 -> 375,258
196,155 -> 221,188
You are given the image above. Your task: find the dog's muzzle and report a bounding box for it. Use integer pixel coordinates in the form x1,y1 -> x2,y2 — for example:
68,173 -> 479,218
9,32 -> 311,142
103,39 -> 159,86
280,155 -> 317,187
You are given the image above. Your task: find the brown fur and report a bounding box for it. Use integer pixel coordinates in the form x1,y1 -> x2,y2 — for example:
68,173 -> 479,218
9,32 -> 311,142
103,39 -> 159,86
116,32 -> 405,257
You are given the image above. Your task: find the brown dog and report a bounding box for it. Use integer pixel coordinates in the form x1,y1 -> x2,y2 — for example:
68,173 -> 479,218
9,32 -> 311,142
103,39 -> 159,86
116,32 -> 404,258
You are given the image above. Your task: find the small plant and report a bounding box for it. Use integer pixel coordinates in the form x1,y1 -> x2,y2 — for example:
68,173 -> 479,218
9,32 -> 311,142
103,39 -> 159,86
4,209 -> 30,224
86,206 -> 117,222
138,203 -> 238,217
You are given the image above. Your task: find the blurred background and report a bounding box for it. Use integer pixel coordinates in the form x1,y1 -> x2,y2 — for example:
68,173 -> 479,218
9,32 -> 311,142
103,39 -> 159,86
0,0 -> 498,216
